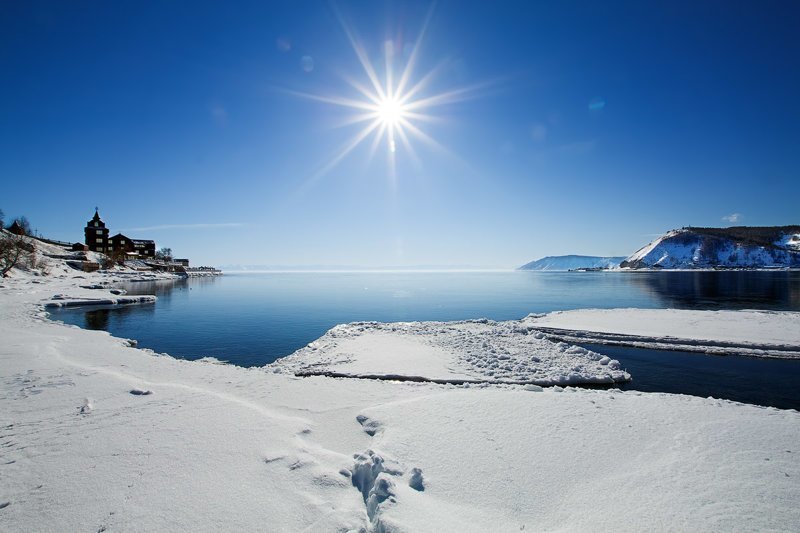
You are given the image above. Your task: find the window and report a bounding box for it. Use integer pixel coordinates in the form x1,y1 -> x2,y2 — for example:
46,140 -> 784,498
94,222 -> 99,227
96,238 -> 103,243
120,240 -> 125,245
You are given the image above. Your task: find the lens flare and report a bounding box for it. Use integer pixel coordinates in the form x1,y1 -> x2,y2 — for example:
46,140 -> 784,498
287,6 -> 492,186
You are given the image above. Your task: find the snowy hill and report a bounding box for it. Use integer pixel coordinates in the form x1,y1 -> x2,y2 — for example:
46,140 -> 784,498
621,226 -> 800,269
518,255 -> 625,271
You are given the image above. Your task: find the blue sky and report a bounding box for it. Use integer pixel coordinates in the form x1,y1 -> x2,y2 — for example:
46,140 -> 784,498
2,1 -> 798,268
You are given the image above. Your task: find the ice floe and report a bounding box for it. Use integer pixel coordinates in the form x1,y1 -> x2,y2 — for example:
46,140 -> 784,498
271,319 -> 631,385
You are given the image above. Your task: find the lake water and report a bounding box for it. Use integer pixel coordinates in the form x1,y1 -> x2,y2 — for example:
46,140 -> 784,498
52,271 -> 800,409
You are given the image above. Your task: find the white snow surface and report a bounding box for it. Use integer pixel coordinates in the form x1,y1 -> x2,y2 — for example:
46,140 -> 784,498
777,232 -> 800,251
272,320 -> 631,385
526,308 -> 800,353
1,257 -> 800,531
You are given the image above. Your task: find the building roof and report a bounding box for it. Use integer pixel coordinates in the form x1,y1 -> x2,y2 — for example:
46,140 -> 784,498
8,221 -> 24,235
110,233 -> 154,249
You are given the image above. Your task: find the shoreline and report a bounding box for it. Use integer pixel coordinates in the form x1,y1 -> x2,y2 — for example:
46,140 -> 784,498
2,267 -> 799,530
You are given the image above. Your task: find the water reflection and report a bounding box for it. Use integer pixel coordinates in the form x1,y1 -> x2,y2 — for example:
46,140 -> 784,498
85,309 -> 109,330
79,300 -> 156,331
626,271 -> 800,310
122,278 -> 192,299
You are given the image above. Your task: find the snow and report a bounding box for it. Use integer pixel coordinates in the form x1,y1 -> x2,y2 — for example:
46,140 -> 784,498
525,308 -> 800,358
623,228 -> 800,269
518,255 -> 625,271
354,389 -> 800,532
1,250 -> 800,531
272,320 -> 631,385
777,232 -> 800,252
43,294 -> 157,308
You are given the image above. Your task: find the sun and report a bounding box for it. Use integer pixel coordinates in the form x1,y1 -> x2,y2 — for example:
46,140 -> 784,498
374,97 -> 406,128
288,7 -> 488,185
370,96 -> 408,153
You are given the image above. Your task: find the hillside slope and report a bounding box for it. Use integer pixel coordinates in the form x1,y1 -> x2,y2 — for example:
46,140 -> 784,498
518,255 -> 625,271
621,226 -> 800,269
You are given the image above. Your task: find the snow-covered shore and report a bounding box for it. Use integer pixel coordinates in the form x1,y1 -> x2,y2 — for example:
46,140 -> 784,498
2,262 -> 799,530
525,308 -> 800,358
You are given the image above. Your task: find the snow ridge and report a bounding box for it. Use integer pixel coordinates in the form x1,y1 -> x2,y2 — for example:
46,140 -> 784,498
622,227 -> 800,269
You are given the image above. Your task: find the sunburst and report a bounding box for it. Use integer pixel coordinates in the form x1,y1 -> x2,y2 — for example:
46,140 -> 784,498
289,7 -> 487,186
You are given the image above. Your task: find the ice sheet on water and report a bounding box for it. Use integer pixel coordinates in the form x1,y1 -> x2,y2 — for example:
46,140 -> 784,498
270,319 -> 631,386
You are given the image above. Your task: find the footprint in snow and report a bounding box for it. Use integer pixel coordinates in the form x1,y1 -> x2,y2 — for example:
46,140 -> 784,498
356,414 -> 382,436
79,398 -> 93,414
409,467 -> 425,491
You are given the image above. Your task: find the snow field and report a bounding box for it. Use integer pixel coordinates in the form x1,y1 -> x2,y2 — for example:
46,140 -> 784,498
272,319 -> 631,386
2,254 -> 800,531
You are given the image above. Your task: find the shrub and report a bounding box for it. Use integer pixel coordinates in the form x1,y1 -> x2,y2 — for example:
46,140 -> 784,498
0,233 -> 35,277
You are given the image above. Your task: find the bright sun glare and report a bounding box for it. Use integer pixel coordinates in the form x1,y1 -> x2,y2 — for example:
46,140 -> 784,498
376,97 -> 405,128
290,7 -> 487,183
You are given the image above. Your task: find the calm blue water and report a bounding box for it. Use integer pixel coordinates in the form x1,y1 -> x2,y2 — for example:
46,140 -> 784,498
52,271 -> 800,408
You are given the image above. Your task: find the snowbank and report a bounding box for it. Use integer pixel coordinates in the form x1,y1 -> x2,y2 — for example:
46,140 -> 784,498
44,294 -> 157,308
525,308 -> 800,358
1,262 -> 799,531
272,320 -> 631,385
353,388 -> 799,532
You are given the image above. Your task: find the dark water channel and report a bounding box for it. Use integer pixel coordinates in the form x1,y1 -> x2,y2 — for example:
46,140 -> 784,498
582,344 -> 800,410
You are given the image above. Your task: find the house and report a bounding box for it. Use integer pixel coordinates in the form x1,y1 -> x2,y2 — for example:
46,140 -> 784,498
84,209 -> 110,253
174,258 -> 190,267
84,209 -> 157,259
8,221 -> 26,235
109,233 -> 156,259
8,220 -> 30,236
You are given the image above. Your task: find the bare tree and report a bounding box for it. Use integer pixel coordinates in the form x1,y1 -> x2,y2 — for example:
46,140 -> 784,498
110,247 -> 127,265
155,247 -> 173,261
0,233 -> 35,277
100,255 -> 117,270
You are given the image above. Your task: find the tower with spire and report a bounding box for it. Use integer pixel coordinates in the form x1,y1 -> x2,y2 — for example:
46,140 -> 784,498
84,208 -> 110,253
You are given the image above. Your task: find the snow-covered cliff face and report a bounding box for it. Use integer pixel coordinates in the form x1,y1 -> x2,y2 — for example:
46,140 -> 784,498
518,255 -> 625,271
621,227 -> 800,269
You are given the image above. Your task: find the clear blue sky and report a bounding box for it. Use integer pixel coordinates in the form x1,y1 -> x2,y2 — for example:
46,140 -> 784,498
2,1 -> 798,268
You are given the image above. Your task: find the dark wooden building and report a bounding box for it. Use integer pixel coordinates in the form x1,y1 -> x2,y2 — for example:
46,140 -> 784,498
8,220 -> 26,236
84,209 -> 110,253
109,233 -> 156,259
